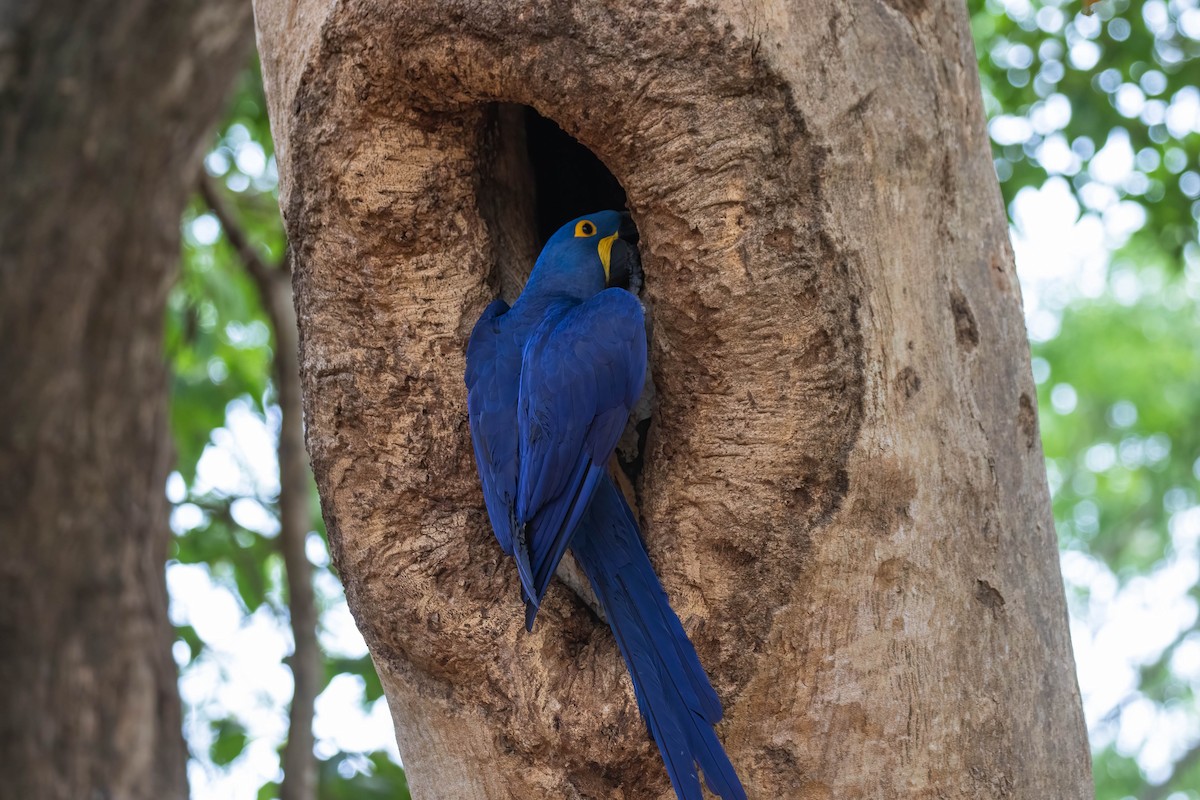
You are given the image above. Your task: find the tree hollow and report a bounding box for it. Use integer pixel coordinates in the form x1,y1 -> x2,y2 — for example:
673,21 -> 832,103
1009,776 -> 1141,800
253,1 -> 1091,796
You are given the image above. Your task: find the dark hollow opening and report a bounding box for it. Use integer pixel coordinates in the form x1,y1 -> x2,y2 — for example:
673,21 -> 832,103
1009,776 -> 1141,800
523,107 -> 629,246
480,104 -> 649,487
521,108 -> 648,483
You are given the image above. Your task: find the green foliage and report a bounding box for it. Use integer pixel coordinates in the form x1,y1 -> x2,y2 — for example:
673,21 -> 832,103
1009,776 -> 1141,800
969,0 -> 1200,797
174,495 -> 283,614
1039,289 -> 1200,567
325,655 -> 386,705
318,752 -> 412,800
971,0 -> 1200,264
167,55 -> 406,799
166,218 -> 273,483
211,718 -> 250,766
255,753 -> 411,800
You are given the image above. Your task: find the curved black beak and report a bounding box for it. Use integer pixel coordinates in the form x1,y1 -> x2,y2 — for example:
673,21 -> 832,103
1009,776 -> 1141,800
607,212 -> 643,291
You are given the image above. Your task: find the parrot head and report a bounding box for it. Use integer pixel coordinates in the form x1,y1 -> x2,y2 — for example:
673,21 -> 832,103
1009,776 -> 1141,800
527,210 -> 642,300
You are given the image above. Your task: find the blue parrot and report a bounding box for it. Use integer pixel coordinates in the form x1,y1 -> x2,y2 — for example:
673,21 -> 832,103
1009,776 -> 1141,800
465,211 -> 746,800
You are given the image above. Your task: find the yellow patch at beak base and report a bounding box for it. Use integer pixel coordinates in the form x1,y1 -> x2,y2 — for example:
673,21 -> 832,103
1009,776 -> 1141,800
598,232 -> 618,281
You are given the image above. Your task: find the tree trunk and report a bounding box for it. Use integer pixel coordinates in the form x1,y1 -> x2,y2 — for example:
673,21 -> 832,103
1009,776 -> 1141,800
253,1 -> 1092,797
199,180 -> 319,800
0,4 -> 252,798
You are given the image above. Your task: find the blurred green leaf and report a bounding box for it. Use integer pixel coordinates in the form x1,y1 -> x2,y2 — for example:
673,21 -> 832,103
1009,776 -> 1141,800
318,752 -> 411,800
210,718 -> 249,766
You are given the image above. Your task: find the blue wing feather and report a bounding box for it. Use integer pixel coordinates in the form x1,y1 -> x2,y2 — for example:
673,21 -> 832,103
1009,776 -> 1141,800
515,289 -> 647,623
465,299 -> 520,555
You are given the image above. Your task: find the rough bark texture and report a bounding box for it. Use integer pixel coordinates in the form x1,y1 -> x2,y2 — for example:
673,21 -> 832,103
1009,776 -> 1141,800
0,3 -> 252,798
253,0 -> 1091,797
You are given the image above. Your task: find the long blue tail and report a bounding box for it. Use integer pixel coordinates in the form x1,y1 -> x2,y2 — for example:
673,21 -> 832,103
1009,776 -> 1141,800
570,478 -> 746,800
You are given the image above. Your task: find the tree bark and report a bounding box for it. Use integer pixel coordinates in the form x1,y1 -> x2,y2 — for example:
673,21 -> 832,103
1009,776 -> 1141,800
253,1 -> 1092,797
0,4 -> 252,798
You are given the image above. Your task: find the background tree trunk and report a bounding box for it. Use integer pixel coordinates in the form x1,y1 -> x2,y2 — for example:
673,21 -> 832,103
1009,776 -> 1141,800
199,176 -> 320,800
0,3 -> 252,798
253,0 -> 1092,796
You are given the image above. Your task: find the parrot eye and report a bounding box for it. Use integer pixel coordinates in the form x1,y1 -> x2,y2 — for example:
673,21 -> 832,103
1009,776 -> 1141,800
574,220 -> 596,237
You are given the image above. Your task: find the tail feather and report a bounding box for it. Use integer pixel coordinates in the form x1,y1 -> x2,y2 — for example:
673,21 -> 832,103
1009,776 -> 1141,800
571,478 -> 746,800
602,573 -> 704,800
606,488 -> 724,725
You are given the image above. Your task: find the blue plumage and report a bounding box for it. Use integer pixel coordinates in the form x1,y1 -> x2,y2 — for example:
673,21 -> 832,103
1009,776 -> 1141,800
465,211 -> 745,799
574,479 -> 744,800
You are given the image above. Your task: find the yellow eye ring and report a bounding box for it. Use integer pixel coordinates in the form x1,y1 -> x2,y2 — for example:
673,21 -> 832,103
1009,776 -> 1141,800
574,220 -> 596,237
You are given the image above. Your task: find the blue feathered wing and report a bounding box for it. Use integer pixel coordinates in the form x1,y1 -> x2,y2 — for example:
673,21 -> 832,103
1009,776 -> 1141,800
464,298 -> 520,556
514,288 -> 647,627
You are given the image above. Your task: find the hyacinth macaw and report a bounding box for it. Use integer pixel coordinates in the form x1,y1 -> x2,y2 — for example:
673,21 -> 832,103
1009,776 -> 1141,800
465,211 -> 745,800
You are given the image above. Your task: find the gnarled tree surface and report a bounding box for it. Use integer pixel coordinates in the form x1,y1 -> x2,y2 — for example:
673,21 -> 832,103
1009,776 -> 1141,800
0,3 -> 252,797
253,0 -> 1091,796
